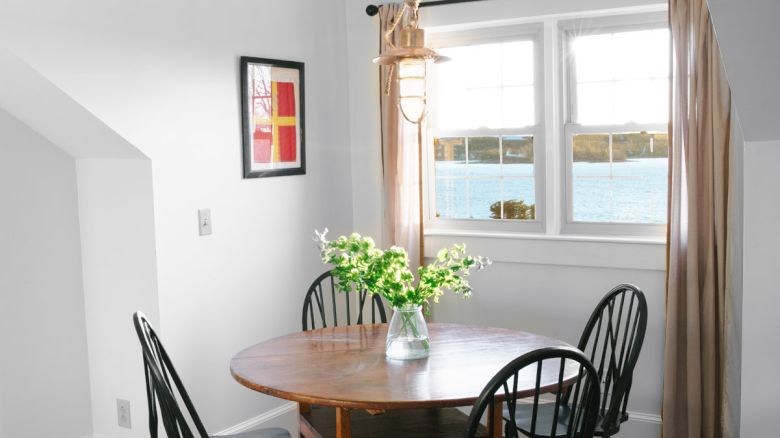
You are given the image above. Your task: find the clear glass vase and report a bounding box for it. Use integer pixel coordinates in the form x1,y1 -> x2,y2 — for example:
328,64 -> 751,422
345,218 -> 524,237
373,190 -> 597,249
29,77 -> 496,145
385,304 -> 430,360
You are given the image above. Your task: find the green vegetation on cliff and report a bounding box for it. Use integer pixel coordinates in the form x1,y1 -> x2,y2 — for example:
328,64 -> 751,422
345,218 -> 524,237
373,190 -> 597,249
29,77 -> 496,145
435,132 -> 668,164
489,200 -> 535,220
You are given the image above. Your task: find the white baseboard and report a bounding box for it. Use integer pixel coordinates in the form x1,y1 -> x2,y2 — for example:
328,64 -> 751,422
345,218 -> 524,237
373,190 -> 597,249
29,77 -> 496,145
212,401 -> 298,436
627,410 -> 662,424
457,405 -> 661,424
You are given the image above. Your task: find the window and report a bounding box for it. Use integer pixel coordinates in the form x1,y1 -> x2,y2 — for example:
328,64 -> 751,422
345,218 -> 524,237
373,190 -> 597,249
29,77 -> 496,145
428,28 -> 544,232
564,24 -> 670,234
426,11 -> 669,237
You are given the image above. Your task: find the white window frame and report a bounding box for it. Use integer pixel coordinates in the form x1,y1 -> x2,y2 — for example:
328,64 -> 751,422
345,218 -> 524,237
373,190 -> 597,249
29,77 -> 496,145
560,13 -> 669,237
425,24 -> 546,234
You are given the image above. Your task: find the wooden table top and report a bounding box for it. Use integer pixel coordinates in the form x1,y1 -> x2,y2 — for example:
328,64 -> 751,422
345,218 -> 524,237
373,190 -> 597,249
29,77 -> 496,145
230,323 -> 578,410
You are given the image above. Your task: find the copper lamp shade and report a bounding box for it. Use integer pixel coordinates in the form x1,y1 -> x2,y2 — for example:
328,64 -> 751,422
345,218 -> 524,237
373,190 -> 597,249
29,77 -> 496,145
373,28 -> 449,65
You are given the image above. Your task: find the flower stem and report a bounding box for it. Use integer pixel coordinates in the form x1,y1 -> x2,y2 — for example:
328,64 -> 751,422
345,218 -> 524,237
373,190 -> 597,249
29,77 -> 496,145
399,310 -> 430,350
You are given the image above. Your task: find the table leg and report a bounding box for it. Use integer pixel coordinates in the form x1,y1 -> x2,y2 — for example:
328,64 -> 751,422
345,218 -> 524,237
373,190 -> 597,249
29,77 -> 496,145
335,407 -> 351,438
489,400 -> 503,438
299,402 -> 311,415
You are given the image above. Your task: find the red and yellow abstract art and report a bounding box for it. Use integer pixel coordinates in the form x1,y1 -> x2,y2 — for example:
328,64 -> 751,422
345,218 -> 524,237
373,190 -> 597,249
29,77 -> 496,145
242,57 -> 305,178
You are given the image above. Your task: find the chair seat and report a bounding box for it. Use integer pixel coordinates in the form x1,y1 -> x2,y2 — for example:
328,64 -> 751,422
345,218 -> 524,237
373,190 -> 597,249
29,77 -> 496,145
212,427 -> 291,438
506,403 -> 629,437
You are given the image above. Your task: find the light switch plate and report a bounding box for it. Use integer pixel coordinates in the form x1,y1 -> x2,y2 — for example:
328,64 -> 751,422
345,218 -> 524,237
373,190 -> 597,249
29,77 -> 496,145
198,209 -> 212,236
117,399 -> 131,429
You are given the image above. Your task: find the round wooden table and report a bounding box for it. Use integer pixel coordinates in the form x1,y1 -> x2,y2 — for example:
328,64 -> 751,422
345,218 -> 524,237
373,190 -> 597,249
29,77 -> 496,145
231,323 -> 578,438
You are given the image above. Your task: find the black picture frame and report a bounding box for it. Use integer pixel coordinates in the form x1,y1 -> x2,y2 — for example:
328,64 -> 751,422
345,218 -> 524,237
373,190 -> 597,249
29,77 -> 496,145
240,56 -> 306,178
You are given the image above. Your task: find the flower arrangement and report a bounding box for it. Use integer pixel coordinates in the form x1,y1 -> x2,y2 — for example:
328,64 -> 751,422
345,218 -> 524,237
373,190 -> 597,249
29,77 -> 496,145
314,229 -> 490,310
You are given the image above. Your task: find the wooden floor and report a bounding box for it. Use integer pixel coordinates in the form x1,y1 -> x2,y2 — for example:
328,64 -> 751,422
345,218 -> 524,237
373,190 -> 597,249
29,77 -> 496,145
301,406 -> 489,438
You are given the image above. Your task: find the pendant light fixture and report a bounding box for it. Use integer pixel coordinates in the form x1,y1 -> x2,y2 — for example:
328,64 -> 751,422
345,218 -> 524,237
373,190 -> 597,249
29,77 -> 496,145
373,0 -> 448,124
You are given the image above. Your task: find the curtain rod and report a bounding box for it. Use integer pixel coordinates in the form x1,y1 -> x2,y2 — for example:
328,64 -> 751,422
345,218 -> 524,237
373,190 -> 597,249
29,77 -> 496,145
366,0 -> 488,17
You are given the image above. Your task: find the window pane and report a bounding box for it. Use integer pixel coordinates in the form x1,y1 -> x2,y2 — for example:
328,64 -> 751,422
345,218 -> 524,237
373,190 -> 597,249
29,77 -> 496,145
576,82 -> 615,126
573,28 -> 669,125
572,33 -> 612,82
502,135 -> 535,220
572,132 -> 668,223
436,39 -> 536,129
432,136 -> 535,221
466,137 -> 501,217
435,177 -> 468,219
468,137 -> 500,163
502,135 -> 534,169
502,41 -> 535,86
502,179 -> 536,220
502,86 -> 535,128
611,29 -> 669,80
467,88 -> 502,129
470,178 -> 503,219
467,44 -> 502,87
573,133 -> 610,162
434,137 -> 467,177
613,79 -> 668,124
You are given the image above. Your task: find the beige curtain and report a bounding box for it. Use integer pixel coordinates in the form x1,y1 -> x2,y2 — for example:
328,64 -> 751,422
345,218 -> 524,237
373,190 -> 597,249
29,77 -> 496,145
379,3 -> 423,268
663,0 -> 733,436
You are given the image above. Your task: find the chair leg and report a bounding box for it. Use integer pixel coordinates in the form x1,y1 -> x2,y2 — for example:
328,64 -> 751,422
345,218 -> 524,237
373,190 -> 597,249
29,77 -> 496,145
299,409 -> 322,438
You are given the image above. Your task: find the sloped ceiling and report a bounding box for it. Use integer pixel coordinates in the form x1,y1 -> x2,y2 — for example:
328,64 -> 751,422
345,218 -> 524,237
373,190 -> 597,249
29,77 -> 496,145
0,48 -> 145,159
709,0 -> 780,142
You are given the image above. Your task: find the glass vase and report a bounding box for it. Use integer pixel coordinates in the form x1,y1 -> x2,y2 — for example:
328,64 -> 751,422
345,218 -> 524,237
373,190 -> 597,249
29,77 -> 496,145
385,304 -> 430,360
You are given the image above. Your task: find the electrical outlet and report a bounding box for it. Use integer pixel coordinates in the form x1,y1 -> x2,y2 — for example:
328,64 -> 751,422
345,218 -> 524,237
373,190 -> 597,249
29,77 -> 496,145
198,208 -> 212,236
117,399 -> 131,428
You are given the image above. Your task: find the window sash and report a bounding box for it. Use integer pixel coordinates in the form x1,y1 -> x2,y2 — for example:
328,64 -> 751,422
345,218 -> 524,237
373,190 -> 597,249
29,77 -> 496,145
562,122 -> 668,236
563,19 -> 669,126
427,126 -> 545,232
561,17 -> 669,235
426,25 -> 546,233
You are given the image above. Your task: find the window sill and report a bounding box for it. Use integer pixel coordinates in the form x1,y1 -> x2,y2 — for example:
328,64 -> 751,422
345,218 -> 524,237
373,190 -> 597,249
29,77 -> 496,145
424,230 -> 666,271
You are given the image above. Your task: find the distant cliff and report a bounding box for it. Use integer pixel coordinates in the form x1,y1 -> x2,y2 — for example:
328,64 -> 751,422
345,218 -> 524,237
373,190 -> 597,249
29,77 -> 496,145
435,132 -> 668,164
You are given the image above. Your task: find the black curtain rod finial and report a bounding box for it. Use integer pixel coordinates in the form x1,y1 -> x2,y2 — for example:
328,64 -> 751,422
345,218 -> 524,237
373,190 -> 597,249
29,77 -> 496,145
366,0 -> 488,16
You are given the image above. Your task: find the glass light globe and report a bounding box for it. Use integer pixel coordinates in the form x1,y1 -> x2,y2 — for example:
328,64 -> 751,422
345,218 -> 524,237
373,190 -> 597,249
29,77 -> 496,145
398,58 -> 427,123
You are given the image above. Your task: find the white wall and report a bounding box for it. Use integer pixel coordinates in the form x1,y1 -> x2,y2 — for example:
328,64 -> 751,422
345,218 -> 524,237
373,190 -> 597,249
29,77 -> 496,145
0,0 -> 356,435
429,236 -> 666,436
76,159 -> 160,438
725,103 -> 745,436
345,0 -> 385,240
0,46 -> 159,438
740,140 -> 780,437
707,2 -> 780,435
708,0 -> 780,142
0,108 -> 93,438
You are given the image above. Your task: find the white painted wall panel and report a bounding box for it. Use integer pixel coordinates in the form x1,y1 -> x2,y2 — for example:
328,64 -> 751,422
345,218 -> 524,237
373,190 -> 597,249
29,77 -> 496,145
740,139 -> 780,437
76,158 -> 159,438
0,108 -> 92,438
0,1 -> 356,435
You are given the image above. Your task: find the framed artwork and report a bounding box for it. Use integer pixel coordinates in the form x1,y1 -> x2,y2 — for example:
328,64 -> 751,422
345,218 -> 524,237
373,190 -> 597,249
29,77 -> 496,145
240,56 -> 305,178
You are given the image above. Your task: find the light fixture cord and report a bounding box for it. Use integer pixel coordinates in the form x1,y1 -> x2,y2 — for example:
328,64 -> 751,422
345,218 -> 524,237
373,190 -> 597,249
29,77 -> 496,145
382,1 -> 422,97
384,4 -> 407,51
382,4 -> 408,96
408,0 -> 420,28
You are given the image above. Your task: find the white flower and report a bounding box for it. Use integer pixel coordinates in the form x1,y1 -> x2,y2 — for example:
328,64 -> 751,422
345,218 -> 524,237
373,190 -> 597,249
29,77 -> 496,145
314,228 -> 330,251
476,256 -> 492,270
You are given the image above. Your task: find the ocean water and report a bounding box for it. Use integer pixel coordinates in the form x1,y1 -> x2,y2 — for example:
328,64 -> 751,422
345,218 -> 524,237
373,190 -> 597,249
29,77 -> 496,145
435,158 -> 668,224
